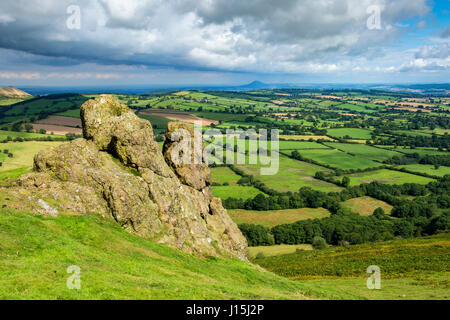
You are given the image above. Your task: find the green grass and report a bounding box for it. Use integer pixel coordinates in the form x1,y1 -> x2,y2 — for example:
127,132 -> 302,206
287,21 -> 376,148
0,141 -> 64,171
334,103 -> 377,113
253,234 -> 450,300
2,95 -> 90,123
0,209 -> 329,300
345,169 -> 435,186
278,141 -> 330,150
289,149 -> 380,170
396,164 -> 450,177
0,97 -> 26,106
0,130 -> 58,141
229,208 -> 330,228
327,128 -> 373,140
136,113 -> 171,134
248,244 -> 313,259
392,130 -> 433,137
394,147 -> 449,156
211,186 -> 264,200
211,166 -> 242,185
56,109 -> 80,118
235,154 -> 342,193
325,143 -> 402,161
0,167 -> 31,180
341,196 -> 393,216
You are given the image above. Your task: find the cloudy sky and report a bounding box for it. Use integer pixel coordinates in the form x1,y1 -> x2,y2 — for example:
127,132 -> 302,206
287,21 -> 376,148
0,0 -> 448,86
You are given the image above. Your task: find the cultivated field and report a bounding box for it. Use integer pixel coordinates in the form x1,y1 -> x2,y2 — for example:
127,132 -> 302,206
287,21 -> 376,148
0,141 -> 64,171
397,164 -> 450,177
341,196 -> 393,216
235,154 -> 342,193
325,143 -> 402,161
212,185 -> 264,200
326,128 -> 373,140
140,109 -> 219,126
279,135 -> 335,141
345,169 -> 434,186
287,149 -> 381,170
32,116 -> 82,135
229,208 -> 331,228
248,244 -> 313,259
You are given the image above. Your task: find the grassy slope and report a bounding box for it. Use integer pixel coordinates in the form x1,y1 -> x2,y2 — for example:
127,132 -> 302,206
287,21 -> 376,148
254,234 -> 450,300
0,209 -> 340,300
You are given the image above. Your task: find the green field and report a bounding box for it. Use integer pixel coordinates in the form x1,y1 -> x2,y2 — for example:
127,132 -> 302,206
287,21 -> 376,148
254,234 -> 450,300
389,147 -> 449,156
229,208 -> 330,228
396,164 -> 450,177
210,166 -> 265,200
341,196 -> 393,216
1,95 -> 90,123
235,154 -> 341,193
326,128 -> 373,140
248,244 -> 313,259
279,141 -> 330,150
136,113 -> 171,134
326,143 -> 402,161
288,149 -> 380,170
211,185 -> 264,200
345,169 -> 434,186
0,141 -> 64,171
210,166 -> 241,185
0,208 -> 331,300
0,97 -> 26,106
0,130 -> 58,141
56,109 -> 80,118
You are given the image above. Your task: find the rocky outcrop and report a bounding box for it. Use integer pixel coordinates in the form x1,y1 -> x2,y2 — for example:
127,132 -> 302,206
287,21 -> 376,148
163,122 -> 210,190
3,95 -> 247,260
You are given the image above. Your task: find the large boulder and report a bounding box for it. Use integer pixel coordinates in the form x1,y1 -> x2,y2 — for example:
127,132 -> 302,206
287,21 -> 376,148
163,122 -> 210,191
5,95 -> 247,260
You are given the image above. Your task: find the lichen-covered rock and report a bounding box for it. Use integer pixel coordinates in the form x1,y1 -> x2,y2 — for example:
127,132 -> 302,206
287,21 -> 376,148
163,122 -> 210,191
81,95 -> 173,177
5,95 -> 247,260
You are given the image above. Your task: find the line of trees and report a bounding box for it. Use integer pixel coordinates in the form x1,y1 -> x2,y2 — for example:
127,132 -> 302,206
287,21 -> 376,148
236,176 -> 450,246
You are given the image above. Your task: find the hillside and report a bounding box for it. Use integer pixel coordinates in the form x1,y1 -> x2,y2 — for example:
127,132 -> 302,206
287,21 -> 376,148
0,208 -> 332,299
254,233 -> 450,299
0,86 -> 31,97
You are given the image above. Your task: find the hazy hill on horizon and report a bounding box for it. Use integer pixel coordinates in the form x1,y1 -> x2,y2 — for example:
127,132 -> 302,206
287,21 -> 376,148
0,86 -> 31,97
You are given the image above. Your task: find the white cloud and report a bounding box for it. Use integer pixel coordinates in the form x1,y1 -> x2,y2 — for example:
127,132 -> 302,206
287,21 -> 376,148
0,0 -> 446,83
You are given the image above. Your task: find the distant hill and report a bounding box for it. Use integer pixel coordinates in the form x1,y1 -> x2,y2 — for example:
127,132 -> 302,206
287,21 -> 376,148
0,86 -> 32,97
239,81 -> 271,89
